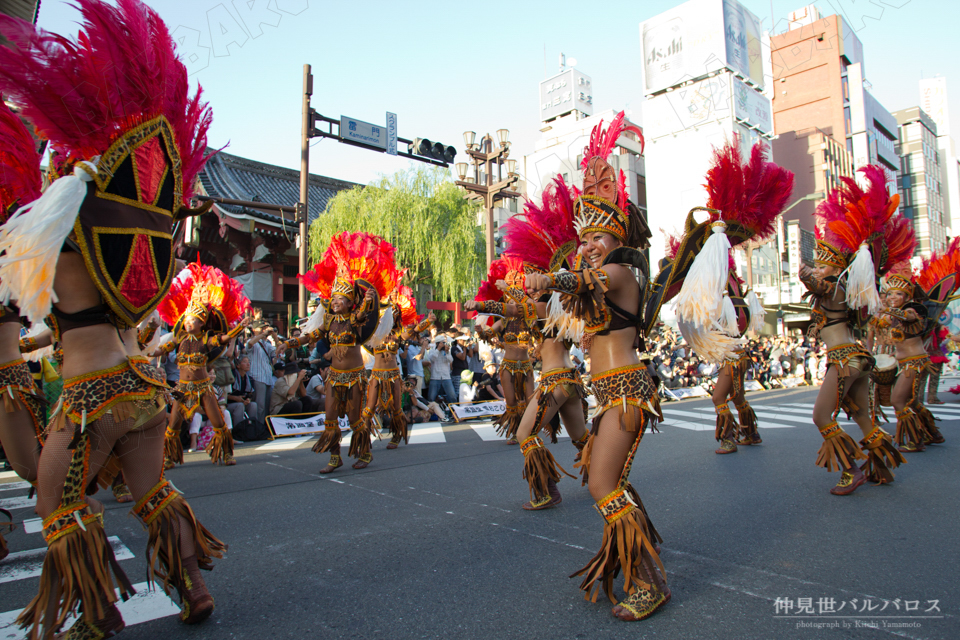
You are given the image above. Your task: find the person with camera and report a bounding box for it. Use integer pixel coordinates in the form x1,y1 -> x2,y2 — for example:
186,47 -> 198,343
246,322 -> 278,423
425,336 -> 456,408
227,355 -> 259,427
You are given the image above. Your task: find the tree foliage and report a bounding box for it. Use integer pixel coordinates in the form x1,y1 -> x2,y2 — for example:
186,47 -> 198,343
308,166 -> 484,304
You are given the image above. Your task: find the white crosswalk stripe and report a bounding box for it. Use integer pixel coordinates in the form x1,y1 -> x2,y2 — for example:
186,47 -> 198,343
256,435 -> 319,451
0,537 -> 133,584
0,481 -> 30,493
0,581 -> 180,640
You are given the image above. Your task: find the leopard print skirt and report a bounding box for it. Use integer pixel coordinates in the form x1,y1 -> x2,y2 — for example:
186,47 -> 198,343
589,363 -> 662,433
0,358 -> 45,441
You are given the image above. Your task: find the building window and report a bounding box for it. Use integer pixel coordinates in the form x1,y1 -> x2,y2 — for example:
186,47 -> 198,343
282,264 -> 298,278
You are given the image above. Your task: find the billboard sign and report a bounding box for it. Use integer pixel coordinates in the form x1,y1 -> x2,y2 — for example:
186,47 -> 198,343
539,68 -> 593,123
640,0 -> 764,96
733,75 -> 773,134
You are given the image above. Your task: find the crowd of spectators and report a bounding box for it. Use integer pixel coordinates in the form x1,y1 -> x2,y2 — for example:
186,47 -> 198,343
646,325 -> 826,392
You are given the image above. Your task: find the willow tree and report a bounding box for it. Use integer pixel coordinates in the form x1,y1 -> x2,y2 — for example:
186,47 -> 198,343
308,166 -> 485,307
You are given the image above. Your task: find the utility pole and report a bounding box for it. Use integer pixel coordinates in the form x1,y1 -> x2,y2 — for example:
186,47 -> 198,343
298,64 -> 312,321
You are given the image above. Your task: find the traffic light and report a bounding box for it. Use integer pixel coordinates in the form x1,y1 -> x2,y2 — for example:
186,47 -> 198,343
410,138 -> 456,163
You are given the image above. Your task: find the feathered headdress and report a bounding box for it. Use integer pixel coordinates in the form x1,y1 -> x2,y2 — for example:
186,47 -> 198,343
816,165 -> 914,313
915,236 -> 960,296
574,111 -> 645,245
0,101 -> 42,220
394,285 -> 421,327
673,140 -> 793,332
157,262 -> 250,328
474,259 -> 508,304
0,0 -> 215,326
502,175 -> 579,272
301,231 -> 398,302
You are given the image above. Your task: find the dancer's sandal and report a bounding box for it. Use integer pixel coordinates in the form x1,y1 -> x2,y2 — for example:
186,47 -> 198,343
319,454 -> 343,474
352,453 -> 372,470
897,441 -> 925,453
737,433 -> 762,446
175,555 -> 215,625
522,480 -> 562,511
386,439 -> 399,450
505,437 -> 519,445
829,467 -> 866,496
714,438 -> 737,454
54,604 -> 125,639
611,586 -> 672,622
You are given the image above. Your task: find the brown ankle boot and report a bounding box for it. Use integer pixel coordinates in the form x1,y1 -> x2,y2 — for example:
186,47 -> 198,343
176,555 -> 215,624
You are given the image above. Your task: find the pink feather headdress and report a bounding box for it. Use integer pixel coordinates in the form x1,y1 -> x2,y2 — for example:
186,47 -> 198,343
0,0 -> 213,202
502,175 -> 579,272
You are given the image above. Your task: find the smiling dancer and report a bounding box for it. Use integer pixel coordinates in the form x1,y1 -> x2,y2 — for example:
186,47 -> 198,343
524,113 -> 668,621
799,165 -> 914,494
0,1 -> 227,634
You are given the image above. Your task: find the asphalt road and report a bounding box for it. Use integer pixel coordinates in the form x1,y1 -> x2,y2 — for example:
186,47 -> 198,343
2,381 -> 959,640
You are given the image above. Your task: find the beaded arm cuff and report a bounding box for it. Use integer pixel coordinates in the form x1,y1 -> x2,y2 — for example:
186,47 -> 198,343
800,272 -> 837,298
413,318 -> 433,334
547,270 -> 586,294
18,337 -> 38,353
478,301 -> 504,315
210,322 -> 246,347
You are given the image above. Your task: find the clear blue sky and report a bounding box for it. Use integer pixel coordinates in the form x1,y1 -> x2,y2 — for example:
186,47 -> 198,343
36,0 -> 957,188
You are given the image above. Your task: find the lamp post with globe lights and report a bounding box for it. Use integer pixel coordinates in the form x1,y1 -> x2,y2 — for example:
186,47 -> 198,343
454,129 -> 520,270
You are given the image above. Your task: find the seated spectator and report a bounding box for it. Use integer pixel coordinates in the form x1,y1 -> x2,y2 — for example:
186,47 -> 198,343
401,377 -> 446,423
459,370 -> 478,403
477,362 -> 505,401
304,368 -> 325,408
270,363 -> 309,416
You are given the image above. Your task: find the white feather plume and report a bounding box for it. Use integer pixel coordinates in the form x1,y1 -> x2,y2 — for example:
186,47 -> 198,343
673,222 -> 731,329
19,323 -> 53,363
367,306 -> 394,347
0,162 -> 97,324
301,302 -> 326,335
678,319 -> 745,364
844,243 -> 881,314
746,290 -> 765,333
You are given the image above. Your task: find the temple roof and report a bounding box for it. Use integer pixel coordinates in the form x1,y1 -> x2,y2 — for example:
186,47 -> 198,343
197,149 -> 360,226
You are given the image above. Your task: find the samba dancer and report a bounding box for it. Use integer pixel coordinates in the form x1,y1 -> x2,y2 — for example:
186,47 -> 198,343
799,165 -> 913,493
0,2 -> 227,634
525,113 -> 668,621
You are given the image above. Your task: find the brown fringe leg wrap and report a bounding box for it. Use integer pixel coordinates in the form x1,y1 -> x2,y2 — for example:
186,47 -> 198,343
96,453 -> 123,493
713,404 -> 738,441
895,408 -> 926,449
389,411 -> 408,445
521,435 -> 574,504
570,487 -> 666,604
915,404 -> 944,444
312,419 -> 342,454
132,479 -> 227,595
815,421 -> 866,472
165,425 -> 184,465
574,433 -> 594,486
493,404 -> 519,437
859,426 -> 905,485
735,401 -> 761,444
205,427 -> 234,465
17,503 -> 135,637
349,412 -> 373,459
0,508 -> 11,562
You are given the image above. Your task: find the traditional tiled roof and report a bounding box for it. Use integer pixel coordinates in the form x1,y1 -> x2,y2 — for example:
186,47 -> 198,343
198,149 -> 360,226
0,0 -> 41,23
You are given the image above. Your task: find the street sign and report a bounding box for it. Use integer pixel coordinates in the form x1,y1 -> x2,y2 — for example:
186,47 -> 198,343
340,116 -> 386,150
386,111 -> 397,156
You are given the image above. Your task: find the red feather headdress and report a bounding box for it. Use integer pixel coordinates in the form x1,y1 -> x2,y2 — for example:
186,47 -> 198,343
916,237 -> 960,293
0,102 -> 42,220
394,285 -> 421,327
157,262 -> 250,327
704,140 -> 794,243
474,259 -> 508,303
301,231 -> 398,301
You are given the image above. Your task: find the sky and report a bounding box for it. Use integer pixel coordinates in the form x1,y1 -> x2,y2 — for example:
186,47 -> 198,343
35,0 -> 960,189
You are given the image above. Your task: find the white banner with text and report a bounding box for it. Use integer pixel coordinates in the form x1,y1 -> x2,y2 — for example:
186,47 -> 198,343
450,401 -> 506,421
